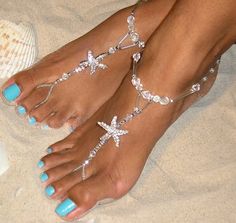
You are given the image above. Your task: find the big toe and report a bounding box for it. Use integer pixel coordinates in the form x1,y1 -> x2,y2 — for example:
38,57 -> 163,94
1,69 -> 37,104
55,174 -> 116,221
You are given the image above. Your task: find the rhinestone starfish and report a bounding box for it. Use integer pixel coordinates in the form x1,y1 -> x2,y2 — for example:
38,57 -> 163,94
98,116 -> 128,147
80,50 -> 108,75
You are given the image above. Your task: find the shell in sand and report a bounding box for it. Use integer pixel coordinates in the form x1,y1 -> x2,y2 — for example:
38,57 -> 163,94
0,20 -> 37,79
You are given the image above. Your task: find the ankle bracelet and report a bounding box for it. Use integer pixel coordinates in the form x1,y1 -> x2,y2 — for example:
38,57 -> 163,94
34,5 -> 145,110
131,52 -> 220,105
73,52 -> 220,181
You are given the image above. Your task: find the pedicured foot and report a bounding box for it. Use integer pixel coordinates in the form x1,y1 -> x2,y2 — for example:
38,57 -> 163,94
1,0 -> 175,129
37,49 -> 219,220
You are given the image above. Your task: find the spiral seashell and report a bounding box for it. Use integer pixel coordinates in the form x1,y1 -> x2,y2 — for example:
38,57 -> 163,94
0,20 -> 37,79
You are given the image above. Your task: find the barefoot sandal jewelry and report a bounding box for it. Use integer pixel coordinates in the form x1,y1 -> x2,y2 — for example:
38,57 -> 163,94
34,6 -> 145,110
73,52 -> 220,181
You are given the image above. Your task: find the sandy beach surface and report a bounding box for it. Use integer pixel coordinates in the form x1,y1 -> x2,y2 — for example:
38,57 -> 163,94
0,0 -> 236,223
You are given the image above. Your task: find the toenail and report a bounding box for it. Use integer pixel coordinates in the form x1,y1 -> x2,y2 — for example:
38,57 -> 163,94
55,198 -> 77,217
16,105 -> 27,115
37,160 -> 45,168
2,83 -> 21,102
28,116 -> 37,126
42,125 -> 49,130
40,172 -> 49,182
46,147 -> 53,154
45,185 -> 55,197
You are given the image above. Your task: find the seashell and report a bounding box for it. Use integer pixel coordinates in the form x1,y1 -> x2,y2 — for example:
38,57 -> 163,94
0,141 -> 9,176
0,20 -> 37,79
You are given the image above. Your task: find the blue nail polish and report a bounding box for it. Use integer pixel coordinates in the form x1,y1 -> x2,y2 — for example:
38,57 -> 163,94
3,83 -> 21,102
40,172 -> 49,182
55,198 -> 77,217
17,105 -> 27,115
45,185 -> 55,197
42,125 -> 49,130
37,160 -> 44,168
46,147 -> 53,154
28,116 -> 37,126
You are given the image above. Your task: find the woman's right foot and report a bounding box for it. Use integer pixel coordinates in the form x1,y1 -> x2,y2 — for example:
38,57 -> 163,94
1,0 -> 176,129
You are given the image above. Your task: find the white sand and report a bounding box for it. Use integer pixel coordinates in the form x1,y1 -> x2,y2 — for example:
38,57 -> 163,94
0,1 -> 236,223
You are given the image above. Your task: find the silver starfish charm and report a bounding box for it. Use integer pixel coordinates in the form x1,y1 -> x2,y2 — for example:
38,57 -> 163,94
98,116 -> 128,147
80,50 -> 108,75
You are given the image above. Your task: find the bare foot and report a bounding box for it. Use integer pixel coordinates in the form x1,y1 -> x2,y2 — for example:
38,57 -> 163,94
36,52 -> 219,221
1,0 -> 175,129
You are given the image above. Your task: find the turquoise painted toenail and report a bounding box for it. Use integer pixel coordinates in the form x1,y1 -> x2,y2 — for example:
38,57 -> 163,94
42,124 -> 49,130
45,185 -> 55,197
55,198 -> 77,217
28,116 -> 37,125
46,147 -> 53,154
17,105 -> 27,115
40,172 -> 49,182
37,160 -> 44,168
3,83 -> 21,102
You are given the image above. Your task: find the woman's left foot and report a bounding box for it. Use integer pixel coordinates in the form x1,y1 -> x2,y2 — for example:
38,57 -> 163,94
37,47 -> 219,220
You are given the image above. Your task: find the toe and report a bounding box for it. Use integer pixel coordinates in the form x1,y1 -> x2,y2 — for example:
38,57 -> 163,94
28,100 -> 55,123
1,69 -> 37,103
55,174 -> 117,220
47,109 -> 75,129
47,133 -> 79,153
44,165 -> 93,199
19,87 -> 52,113
39,150 -> 75,171
42,161 -> 80,188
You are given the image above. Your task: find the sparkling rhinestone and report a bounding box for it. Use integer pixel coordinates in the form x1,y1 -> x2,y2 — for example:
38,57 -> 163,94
133,53 -> 141,62
89,151 -> 96,158
159,96 -> 170,105
153,95 -> 160,103
141,91 -> 152,100
62,73 -> 69,80
209,68 -> 215,73
138,41 -> 145,48
84,160 -> 90,165
131,77 -> 137,86
75,67 -> 82,72
134,107 -> 141,114
130,32 -> 139,43
192,83 -> 201,92
108,47 -> 116,54
127,15 -> 135,24
202,76 -> 208,82
128,24 -> 135,32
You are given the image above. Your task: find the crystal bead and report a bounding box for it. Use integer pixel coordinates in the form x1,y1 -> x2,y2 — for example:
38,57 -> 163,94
128,24 -> 135,32
130,32 -> 139,43
209,68 -> 215,73
141,91 -> 152,100
133,53 -> 141,62
108,47 -> 116,54
152,95 -> 160,103
84,160 -> 90,165
138,41 -> 145,48
75,67 -> 82,72
131,77 -> 137,86
62,73 -> 69,80
134,107 -> 141,114
89,151 -> 96,158
202,76 -> 208,82
192,83 -> 201,92
159,96 -> 170,105
127,15 -> 135,25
